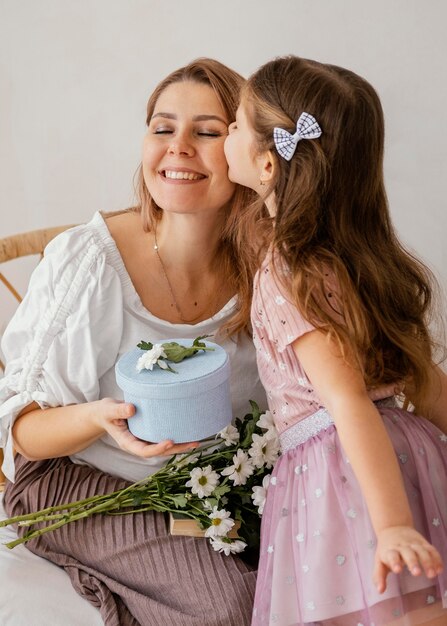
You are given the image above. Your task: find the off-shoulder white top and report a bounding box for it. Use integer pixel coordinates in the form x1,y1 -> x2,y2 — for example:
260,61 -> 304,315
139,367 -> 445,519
0,212 -> 266,482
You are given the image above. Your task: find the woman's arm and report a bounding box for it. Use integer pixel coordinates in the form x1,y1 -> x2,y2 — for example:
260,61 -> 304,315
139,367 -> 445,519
13,399 -> 198,460
292,330 -> 443,591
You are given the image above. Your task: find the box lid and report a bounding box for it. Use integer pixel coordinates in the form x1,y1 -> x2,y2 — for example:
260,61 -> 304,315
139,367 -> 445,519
115,338 -> 230,399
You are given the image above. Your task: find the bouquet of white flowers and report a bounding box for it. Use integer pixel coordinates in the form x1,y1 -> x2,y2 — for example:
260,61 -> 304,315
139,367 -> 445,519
1,401 -> 280,556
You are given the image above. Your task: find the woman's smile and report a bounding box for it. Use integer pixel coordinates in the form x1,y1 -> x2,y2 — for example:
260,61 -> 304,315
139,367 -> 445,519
159,167 -> 207,182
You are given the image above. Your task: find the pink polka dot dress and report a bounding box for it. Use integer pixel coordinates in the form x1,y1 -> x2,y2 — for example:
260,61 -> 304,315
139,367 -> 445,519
251,255 -> 447,626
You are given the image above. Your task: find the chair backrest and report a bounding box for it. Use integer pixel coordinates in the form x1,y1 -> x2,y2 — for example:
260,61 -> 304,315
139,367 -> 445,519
0,222 -> 76,488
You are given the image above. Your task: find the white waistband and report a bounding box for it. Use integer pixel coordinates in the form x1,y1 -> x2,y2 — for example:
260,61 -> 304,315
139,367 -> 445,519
278,396 -> 397,453
279,409 -> 334,452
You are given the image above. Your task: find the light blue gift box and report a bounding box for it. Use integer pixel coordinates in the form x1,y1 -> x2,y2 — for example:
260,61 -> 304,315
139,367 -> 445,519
115,338 -> 232,443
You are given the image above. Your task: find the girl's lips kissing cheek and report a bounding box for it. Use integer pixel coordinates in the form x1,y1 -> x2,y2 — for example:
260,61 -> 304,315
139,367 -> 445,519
160,169 -> 207,183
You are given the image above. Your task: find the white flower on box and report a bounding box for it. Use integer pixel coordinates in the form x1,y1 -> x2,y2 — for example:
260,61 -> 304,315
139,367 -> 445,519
136,344 -> 168,372
256,410 -> 275,431
249,432 -> 280,469
204,506 -> 235,538
221,449 -> 255,486
217,424 -> 240,447
185,465 -> 219,498
251,474 -> 271,515
210,538 -> 247,555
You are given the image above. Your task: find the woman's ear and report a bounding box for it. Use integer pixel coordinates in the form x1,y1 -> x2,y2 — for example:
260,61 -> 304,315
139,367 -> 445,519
258,150 -> 276,186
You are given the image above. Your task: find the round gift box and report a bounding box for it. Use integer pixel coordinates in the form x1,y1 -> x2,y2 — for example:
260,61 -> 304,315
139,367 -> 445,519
115,339 -> 232,443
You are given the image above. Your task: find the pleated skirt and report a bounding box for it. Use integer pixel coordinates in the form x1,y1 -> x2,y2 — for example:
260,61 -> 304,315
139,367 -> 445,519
4,454 -> 257,626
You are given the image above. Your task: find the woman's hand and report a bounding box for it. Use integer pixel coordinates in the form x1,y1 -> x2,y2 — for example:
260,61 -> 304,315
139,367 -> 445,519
13,399 -> 199,460
90,398 -> 199,458
373,526 -> 443,593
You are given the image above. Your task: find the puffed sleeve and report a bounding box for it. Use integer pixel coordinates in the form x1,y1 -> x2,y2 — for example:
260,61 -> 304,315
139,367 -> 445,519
255,263 -> 315,354
0,224 -> 124,481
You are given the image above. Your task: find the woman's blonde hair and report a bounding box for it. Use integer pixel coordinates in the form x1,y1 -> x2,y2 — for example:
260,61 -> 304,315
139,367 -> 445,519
244,55 -> 441,411
134,58 -> 260,336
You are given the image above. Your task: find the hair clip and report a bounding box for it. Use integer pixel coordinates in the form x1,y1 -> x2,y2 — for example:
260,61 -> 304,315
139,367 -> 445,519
273,112 -> 322,161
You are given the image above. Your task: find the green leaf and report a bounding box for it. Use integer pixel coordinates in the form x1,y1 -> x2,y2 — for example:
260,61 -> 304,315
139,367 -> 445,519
192,334 -> 212,349
162,362 -> 178,374
170,494 -> 188,508
137,340 -> 154,351
212,484 -> 232,499
131,493 -> 145,507
249,400 -> 261,419
162,339 -> 215,364
240,415 -> 257,448
203,497 -> 218,509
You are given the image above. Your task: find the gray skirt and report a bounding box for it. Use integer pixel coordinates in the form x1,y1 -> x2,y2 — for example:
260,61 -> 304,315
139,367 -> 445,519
4,455 -> 257,626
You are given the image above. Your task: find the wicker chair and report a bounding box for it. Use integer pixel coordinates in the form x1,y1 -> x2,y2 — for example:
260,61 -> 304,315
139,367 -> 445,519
0,222 -> 75,489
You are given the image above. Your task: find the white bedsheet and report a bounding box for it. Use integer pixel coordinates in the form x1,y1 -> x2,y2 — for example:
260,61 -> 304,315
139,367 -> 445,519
0,493 -> 103,626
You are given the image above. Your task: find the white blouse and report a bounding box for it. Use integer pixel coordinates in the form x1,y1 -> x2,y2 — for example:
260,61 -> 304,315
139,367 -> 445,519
0,212 -> 266,482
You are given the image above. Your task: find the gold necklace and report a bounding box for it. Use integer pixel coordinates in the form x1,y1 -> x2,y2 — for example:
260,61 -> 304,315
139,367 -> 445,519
153,228 -> 212,324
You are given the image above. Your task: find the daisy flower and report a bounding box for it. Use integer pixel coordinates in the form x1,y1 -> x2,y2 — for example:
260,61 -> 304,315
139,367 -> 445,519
217,424 -> 240,447
210,537 -> 247,556
251,474 -> 271,514
173,452 -> 200,469
204,506 -> 235,538
248,432 -> 280,469
256,410 -> 275,432
185,465 -> 219,498
221,449 -> 254,486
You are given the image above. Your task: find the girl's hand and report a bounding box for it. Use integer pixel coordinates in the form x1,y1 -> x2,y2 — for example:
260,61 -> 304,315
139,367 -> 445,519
90,398 -> 199,458
373,526 -> 443,593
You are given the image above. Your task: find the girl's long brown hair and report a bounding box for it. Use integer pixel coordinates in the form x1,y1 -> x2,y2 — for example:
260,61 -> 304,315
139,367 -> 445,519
133,58 -> 260,336
244,55 -> 441,411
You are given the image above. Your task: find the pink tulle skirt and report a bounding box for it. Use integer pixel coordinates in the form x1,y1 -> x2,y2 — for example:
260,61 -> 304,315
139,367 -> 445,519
252,406 -> 447,626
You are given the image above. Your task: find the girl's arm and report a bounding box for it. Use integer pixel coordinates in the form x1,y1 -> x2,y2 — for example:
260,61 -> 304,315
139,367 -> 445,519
12,399 -> 198,460
292,330 -> 443,592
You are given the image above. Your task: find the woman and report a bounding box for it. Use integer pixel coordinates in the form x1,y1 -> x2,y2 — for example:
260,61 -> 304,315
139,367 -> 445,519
0,58 -> 266,626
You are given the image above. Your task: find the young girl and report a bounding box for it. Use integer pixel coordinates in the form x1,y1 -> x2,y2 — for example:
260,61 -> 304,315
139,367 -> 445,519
225,56 -> 447,625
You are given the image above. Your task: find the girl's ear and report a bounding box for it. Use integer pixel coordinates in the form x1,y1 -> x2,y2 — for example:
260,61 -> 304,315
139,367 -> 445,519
258,150 -> 276,186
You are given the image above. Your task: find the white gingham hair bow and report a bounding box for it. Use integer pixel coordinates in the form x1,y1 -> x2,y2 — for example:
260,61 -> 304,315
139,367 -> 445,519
273,112 -> 322,161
